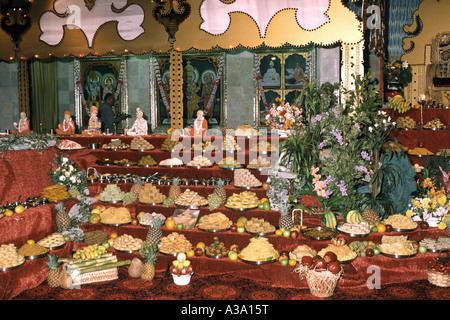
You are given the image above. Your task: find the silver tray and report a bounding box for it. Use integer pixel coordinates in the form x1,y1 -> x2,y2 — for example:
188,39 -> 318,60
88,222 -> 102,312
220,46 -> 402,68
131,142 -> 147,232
392,226 -> 418,232
337,229 -> 370,238
185,164 -> 214,169
130,148 -> 154,152
24,252 -> 48,260
100,200 -> 123,204
218,165 -> 244,170
246,166 -> 271,171
205,251 -> 229,259
101,221 -> 131,227
197,226 -> 230,233
159,164 -> 184,168
0,260 -> 25,272
225,205 -> 258,211
380,251 -> 417,259
235,185 -> 262,190
176,204 -> 207,210
138,164 -> 157,168
140,201 -> 164,206
43,242 -> 66,251
246,230 -> 276,237
159,251 -> 184,257
427,248 -> 449,253
238,255 -> 279,265
301,226 -> 337,240
114,248 -> 140,254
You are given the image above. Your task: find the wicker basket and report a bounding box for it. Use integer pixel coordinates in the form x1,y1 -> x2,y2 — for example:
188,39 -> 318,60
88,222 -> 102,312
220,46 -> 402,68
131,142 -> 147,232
296,265 -> 343,298
427,267 -> 450,287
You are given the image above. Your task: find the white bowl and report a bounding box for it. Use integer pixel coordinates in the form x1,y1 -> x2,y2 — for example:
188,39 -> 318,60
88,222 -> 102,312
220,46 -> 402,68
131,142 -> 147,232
171,272 -> 193,286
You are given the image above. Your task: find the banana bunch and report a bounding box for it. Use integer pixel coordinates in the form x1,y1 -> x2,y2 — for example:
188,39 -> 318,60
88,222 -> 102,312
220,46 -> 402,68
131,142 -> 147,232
388,95 -> 412,113
72,244 -> 107,260
346,210 -> 363,223
323,211 -> 337,229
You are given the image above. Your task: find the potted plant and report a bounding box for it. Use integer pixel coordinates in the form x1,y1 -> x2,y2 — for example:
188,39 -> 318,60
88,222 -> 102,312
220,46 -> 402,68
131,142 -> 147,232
383,59 -> 412,101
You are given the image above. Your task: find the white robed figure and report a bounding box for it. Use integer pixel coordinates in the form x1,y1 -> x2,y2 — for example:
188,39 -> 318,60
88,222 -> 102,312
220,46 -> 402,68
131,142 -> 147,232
125,108 -> 148,135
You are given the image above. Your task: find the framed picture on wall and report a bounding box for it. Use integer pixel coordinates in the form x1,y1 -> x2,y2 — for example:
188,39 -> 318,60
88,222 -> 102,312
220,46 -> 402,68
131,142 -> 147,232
259,54 -> 282,88
284,53 -> 308,88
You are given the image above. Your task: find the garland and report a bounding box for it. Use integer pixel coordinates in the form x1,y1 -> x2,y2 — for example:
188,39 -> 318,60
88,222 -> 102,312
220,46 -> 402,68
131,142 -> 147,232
254,54 -> 269,109
204,55 -> 225,115
153,59 -> 171,116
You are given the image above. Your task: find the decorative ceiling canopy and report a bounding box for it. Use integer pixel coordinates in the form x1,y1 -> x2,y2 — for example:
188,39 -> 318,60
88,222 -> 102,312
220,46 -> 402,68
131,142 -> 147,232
0,0 -> 363,61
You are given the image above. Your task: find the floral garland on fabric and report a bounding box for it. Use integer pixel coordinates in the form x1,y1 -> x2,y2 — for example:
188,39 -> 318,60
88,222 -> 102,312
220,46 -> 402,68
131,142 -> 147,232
204,55 -> 225,116
153,59 -> 171,116
384,59 -> 412,87
49,153 -> 87,193
264,97 -> 303,131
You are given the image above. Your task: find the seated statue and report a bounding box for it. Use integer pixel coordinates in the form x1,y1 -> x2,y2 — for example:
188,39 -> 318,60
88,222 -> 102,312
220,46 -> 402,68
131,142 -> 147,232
55,111 -> 75,135
185,109 -> 208,137
11,112 -> 30,134
81,106 -> 102,135
125,108 -> 148,136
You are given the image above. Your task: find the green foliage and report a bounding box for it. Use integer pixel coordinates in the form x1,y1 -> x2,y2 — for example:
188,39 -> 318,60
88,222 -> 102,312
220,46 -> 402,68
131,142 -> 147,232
0,132 -> 57,157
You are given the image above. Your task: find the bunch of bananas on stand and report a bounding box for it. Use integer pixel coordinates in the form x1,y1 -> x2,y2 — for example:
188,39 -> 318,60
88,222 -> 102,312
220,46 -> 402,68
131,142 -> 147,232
388,95 -> 412,113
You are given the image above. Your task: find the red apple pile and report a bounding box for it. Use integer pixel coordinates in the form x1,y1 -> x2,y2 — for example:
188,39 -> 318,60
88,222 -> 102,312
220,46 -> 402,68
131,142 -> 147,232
301,252 -> 342,274
428,255 -> 450,274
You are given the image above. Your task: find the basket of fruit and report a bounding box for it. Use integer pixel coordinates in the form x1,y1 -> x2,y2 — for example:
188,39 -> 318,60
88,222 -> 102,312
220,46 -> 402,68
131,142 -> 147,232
294,254 -> 343,298
426,251 -> 449,287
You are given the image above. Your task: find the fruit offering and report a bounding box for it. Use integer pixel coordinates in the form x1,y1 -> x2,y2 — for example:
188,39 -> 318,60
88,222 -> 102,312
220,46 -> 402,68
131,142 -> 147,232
250,141 -> 276,153
102,139 -> 129,150
138,155 -> 157,166
99,184 -> 125,203
72,245 -> 108,260
158,232 -> 193,255
427,254 -> 450,274
197,212 -> 232,231
247,156 -> 271,170
382,214 -> 417,230
205,237 -> 230,258
175,189 -> 208,208
186,155 -> 213,167
234,169 -> 262,188
113,234 -> 143,252
130,136 -> 154,150
37,233 -> 66,249
244,217 -> 276,235
225,191 -> 259,210
378,235 -> 417,256
83,230 -> 109,245
222,135 -> 241,152
191,141 -> 217,151
299,254 -> 342,275
218,158 -> 243,169
348,240 -> 380,257
170,253 -> 193,276
138,184 -> 166,204
0,244 -> 25,270
388,94 -> 412,113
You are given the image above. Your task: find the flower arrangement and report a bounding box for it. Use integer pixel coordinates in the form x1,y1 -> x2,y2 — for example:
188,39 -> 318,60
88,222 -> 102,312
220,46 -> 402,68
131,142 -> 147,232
407,177 -> 449,227
49,153 -> 86,192
265,98 -> 303,131
384,59 -> 412,87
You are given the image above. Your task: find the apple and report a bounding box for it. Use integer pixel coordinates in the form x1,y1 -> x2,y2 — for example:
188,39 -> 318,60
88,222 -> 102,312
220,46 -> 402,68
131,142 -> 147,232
373,247 -> 381,255
365,248 -> 375,257
327,260 -> 341,274
180,268 -> 188,275
63,235 -> 71,242
228,251 -> 238,261
194,248 -> 203,256
385,224 -> 393,232
282,230 -> 290,237
172,267 -> 180,275
420,221 -> 429,230
176,223 -> 184,230
187,265 -> 193,274
230,225 -> 238,232
280,258 -> 289,266
290,230 -> 299,239
323,251 -> 337,263
301,256 -> 314,268
418,246 -> 427,254
237,226 -> 245,233
131,219 -> 138,226
313,257 -> 327,269
101,241 -> 110,249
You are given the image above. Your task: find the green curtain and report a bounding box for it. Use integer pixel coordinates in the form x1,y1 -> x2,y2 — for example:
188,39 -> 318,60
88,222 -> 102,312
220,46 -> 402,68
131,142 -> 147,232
29,59 -> 58,133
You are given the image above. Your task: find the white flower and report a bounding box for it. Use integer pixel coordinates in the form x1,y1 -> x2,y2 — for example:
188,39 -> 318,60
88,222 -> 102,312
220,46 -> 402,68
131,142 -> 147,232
277,106 -> 283,112
402,61 -> 409,69
59,176 -> 65,181
70,176 -> 76,183
62,157 -> 69,163
392,122 -> 396,127
368,127 -> 373,132
68,165 -> 74,172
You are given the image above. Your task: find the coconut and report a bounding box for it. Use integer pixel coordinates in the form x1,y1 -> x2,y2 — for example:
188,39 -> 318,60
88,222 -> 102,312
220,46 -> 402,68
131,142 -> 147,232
128,257 -> 144,278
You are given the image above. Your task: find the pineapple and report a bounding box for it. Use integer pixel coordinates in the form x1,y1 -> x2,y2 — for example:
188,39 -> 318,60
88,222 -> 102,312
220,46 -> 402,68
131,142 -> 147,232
140,241 -> 158,281
130,177 -> 144,197
163,178 -> 181,207
55,203 -> 70,231
208,179 -> 227,211
278,202 -> 293,231
146,217 -> 163,245
362,209 -> 380,226
45,253 -> 61,288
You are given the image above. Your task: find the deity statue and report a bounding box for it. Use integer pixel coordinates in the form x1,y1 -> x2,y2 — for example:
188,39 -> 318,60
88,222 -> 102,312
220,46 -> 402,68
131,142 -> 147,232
125,108 -> 148,136
202,72 -> 215,117
11,112 -> 30,134
184,61 -> 202,119
55,111 -> 75,135
186,109 -> 208,137
85,70 -> 101,109
82,106 -> 102,135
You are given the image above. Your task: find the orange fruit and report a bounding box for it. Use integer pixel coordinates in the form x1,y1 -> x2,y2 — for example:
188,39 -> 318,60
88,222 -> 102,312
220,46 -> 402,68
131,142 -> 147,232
14,205 -> 26,214
275,229 -> 283,236
260,198 -> 269,204
166,219 -> 176,229
27,240 -> 35,245
3,209 -> 13,217
196,242 -> 206,249
110,233 -> 118,239
186,250 -> 195,257
236,221 -> 245,228
377,223 -> 386,233
288,259 -> 297,267
90,208 -> 101,215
